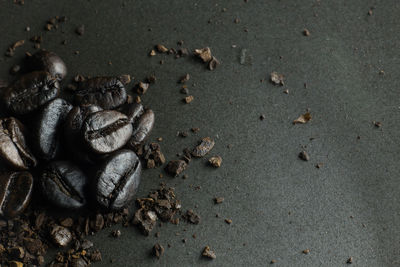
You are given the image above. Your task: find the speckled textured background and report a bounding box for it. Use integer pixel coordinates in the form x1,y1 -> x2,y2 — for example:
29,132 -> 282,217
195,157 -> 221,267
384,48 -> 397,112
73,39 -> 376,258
0,0 -> 400,266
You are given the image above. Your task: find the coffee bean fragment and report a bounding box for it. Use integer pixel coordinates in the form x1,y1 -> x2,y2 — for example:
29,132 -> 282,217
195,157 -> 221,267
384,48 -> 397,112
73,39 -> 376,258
225,218 -> 232,224
75,76 -> 127,109
165,160 -> 187,176
0,172 -> 33,218
95,149 -> 141,210
179,74 -> 190,83
214,197 -> 224,204
293,112 -> 312,124
83,110 -> 132,154
270,71 -> 284,85
0,117 -> 37,170
194,47 -> 212,62
40,161 -> 88,209
208,57 -> 220,70
4,71 -> 60,115
137,81 -> 149,95
202,246 -> 216,259
182,209 -> 200,224
156,44 -> 168,53
184,95 -> 194,104
133,209 -> 157,235
118,74 -> 131,85
302,249 -> 310,254
347,257 -> 353,264
27,50 -> 67,80
298,151 -> 310,161
303,29 -> 310,36
51,225 -> 72,247
153,243 -> 164,259
76,25 -> 85,35
208,156 -> 222,167
149,50 -> 156,56
192,137 -> 215,157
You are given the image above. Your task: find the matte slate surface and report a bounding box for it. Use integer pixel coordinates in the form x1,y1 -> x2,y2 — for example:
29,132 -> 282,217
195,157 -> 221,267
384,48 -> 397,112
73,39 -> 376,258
0,0 -> 400,266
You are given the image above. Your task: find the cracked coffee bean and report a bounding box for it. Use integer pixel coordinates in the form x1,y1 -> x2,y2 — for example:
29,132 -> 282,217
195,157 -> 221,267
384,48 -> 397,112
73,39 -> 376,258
74,76 -> 127,110
0,172 -> 33,218
0,117 -> 37,170
120,102 -> 144,123
32,98 -> 73,160
27,50 -> 67,80
64,104 -> 102,164
95,149 -> 141,210
3,71 -> 60,115
129,109 -> 155,146
82,110 -> 132,154
40,161 -> 88,209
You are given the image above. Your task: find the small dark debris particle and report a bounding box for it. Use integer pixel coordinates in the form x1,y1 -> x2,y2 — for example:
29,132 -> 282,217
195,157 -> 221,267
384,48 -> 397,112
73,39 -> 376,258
303,29 -> 310,36
182,209 -> 200,224
76,25 -> 85,35
224,219 -> 232,224
368,9 -> 373,16
260,114 -> 266,120
302,249 -> 310,254
180,87 -> 189,94
111,229 -> 121,238
315,163 -> 323,169
192,137 -> 215,157
118,74 -> 131,85
10,65 -> 20,74
137,82 -> 150,95
283,89 -> 289,94
373,121 -> 382,128
209,156 -> 222,167
202,246 -> 216,259
165,160 -> 187,177
234,18 -> 240,24
180,73 -> 190,83
298,151 -> 310,161
178,131 -> 189,138
182,174 -> 188,179
214,197 -> 224,204
347,257 -> 353,264
153,243 -> 164,259
74,74 -> 85,82
271,259 -> 277,264
177,40 -> 184,46
270,71 -> 284,85
208,57 -> 220,70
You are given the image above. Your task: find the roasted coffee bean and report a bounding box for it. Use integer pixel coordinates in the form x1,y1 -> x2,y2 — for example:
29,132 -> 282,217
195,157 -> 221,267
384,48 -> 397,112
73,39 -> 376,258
0,172 -> 33,218
32,98 -> 73,160
27,50 -> 67,80
64,105 -> 102,164
95,149 -> 141,210
0,117 -> 36,170
82,110 -> 132,154
74,77 -> 127,109
40,161 -> 87,209
120,102 -> 144,123
3,71 -> 60,115
130,109 -> 154,146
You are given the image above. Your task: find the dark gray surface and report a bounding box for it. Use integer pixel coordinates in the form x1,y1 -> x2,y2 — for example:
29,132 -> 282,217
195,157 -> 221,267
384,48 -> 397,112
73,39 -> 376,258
1,0 -> 400,266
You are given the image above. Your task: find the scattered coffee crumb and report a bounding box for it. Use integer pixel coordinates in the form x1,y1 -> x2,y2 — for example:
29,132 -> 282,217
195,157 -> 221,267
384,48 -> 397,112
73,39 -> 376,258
194,47 -> 212,62
208,56 -> 220,70
202,246 -> 216,259
10,65 -> 20,74
76,25 -> 85,36
147,74 -> 157,83
178,131 -> 189,138
315,163 -> 323,168
191,127 -> 200,133
180,87 -> 189,94
180,73 -> 190,83
182,174 -> 188,179
208,156 -> 222,168
214,197 -> 224,204
165,160 -> 187,177
5,40 -> 25,57
234,18 -> 240,24
156,44 -> 168,53
137,82 -> 150,95
182,210 -> 200,224
111,229 -> 121,238
302,249 -> 310,254
271,259 -> 277,264
283,89 -> 289,94
303,29 -> 310,36
118,74 -> 131,85
153,243 -> 164,259
260,114 -> 266,120
368,9 -> 373,16
149,50 -> 156,56
373,121 -> 382,128
184,95 -> 194,104
270,71 -> 284,85
224,219 -> 232,224
293,112 -> 312,124
25,26 -> 30,32
192,137 -> 215,157
298,151 -> 310,161
347,257 -> 353,264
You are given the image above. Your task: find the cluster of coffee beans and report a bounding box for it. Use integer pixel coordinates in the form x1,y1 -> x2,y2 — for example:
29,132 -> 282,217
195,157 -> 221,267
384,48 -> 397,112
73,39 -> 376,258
0,50 -> 154,218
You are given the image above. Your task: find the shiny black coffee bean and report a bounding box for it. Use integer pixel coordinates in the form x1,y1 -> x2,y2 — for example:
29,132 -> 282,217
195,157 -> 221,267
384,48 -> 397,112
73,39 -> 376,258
32,98 -> 73,160
82,110 -> 132,154
27,50 -> 67,80
95,149 -> 141,210
0,117 -> 36,170
40,161 -> 87,209
3,71 -> 60,115
130,109 -> 155,146
120,102 -> 144,123
64,104 -> 102,164
74,77 -> 127,109
0,171 -> 33,218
